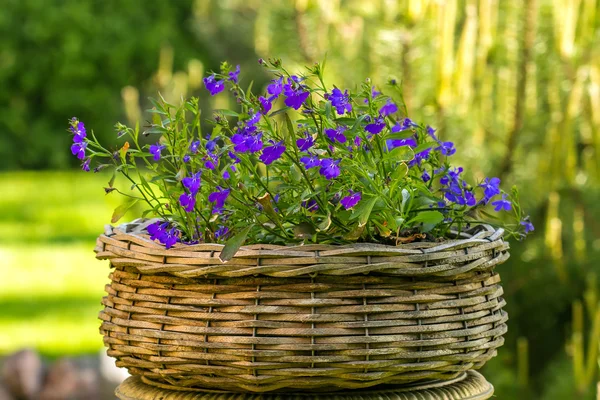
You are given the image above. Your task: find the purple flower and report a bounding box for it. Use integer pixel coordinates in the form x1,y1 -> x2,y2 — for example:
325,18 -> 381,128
183,154 -> 191,163
479,177 -> 501,201
81,158 -> 91,172
182,171 -> 202,194
392,118 -> 415,132
235,122 -> 255,137
364,86 -> 381,103
386,138 -> 417,150
246,133 -> 264,153
229,151 -> 241,164
204,74 -> 225,96
340,190 -> 361,209
408,148 -> 432,167
445,186 -> 476,206
365,116 -> 385,135
147,221 -> 179,249
223,170 -> 230,180
259,96 -> 272,114
179,192 -> 196,212
521,217 -> 534,234
426,126 -> 438,140
302,199 -> 319,212
283,76 -> 310,110
325,88 -> 352,115
422,170 -> 431,182
71,142 -> 87,160
267,77 -> 284,100
439,167 -> 463,185
204,155 -> 218,170
464,191 -> 477,206
296,133 -> 315,151
232,132 -> 263,153
149,143 -> 165,161
70,121 -> 86,143
379,99 -> 398,116
208,187 -> 231,209
215,225 -> 230,240
319,158 -> 341,180
206,139 -> 218,153
300,155 -> 320,169
325,126 -> 347,144
190,140 -> 201,154
147,221 -> 168,241
259,141 -> 286,165
228,65 -> 240,83
245,111 -> 261,127
492,195 -> 512,212
437,141 -> 456,156
354,136 -> 362,147
161,227 -> 179,249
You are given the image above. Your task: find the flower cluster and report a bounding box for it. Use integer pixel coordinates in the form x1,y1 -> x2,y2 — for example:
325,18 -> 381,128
70,59 -> 532,251
69,118 -> 91,171
147,221 -> 180,249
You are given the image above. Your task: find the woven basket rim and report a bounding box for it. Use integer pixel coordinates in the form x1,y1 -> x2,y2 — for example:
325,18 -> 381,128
98,219 -> 505,253
95,220 -> 508,278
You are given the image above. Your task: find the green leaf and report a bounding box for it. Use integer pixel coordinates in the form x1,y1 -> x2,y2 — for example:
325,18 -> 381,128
401,189 -> 411,212
108,172 -> 116,188
175,165 -> 187,181
384,130 -> 415,140
150,174 -> 176,183
149,98 -> 167,114
317,213 -> 332,232
412,141 -> 437,154
257,193 -> 280,223
146,108 -> 168,115
350,196 -> 378,227
409,210 -> 444,225
293,222 -> 316,239
111,200 -> 139,224
215,109 -> 239,117
284,113 -> 295,145
141,209 -> 153,218
144,126 -> 167,135
324,101 -> 333,120
344,224 -> 365,240
290,163 -> 302,182
219,225 -> 252,262
269,107 -> 291,117
295,118 -> 317,127
138,173 -> 153,192
389,164 -> 409,197
334,117 -> 357,125
184,101 -> 197,114
210,125 -> 222,139
383,146 -> 413,163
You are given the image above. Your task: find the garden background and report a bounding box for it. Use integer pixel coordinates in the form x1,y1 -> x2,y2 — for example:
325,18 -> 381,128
1,0 -> 599,398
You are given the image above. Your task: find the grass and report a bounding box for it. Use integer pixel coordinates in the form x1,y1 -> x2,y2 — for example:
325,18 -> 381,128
0,171 -> 139,357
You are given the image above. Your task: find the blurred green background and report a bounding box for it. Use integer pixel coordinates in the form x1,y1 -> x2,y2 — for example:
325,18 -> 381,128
1,0 -> 599,398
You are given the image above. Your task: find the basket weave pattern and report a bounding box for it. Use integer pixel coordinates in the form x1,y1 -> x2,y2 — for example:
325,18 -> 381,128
96,222 -> 509,393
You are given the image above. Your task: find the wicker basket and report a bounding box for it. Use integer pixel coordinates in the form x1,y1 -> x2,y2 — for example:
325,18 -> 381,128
96,221 -> 509,393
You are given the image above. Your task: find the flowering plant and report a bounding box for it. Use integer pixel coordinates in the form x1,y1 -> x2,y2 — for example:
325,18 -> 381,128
70,59 -> 533,259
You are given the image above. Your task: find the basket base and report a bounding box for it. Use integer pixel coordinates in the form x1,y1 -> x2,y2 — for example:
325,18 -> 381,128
115,371 -> 493,400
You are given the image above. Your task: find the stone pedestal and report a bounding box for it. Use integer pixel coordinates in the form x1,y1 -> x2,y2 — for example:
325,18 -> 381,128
115,371 -> 493,400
